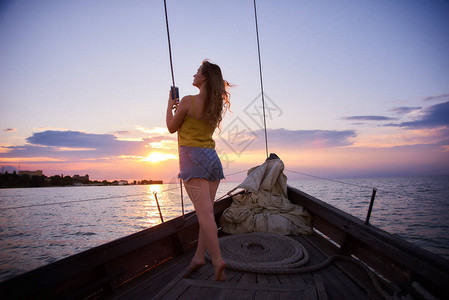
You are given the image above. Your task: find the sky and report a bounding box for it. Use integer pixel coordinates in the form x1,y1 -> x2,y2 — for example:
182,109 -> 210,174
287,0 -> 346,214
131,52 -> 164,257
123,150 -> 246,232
1,0 -> 449,182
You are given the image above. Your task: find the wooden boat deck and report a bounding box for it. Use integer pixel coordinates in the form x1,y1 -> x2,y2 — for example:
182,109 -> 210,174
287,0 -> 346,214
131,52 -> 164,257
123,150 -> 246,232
110,233 -> 384,300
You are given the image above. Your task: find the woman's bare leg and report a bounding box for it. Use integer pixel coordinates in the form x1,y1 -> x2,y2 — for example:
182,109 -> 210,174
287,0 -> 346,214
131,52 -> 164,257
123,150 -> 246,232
184,178 -> 226,281
191,180 -> 218,265
184,180 -> 220,272
209,180 -> 220,203
207,180 -> 226,281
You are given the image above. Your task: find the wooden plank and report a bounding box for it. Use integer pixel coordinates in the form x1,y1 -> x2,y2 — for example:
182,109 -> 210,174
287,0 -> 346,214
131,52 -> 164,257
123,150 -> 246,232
228,288 -> 246,300
254,290 -> 269,300
313,274 -> 327,300
332,259 -> 386,300
212,269 -> 245,299
311,214 -> 347,246
193,286 -> 223,300
303,227 -> 398,299
226,268 -> 245,283
187,263 -> 213,280
301,232 -> 385,299
239,271 -> 257,284
267,291 -> 280,300
265,273 -> 281,285
184,279 -> 314,292
152,273 -> 189,299
111,249 -> 193,299
241,289 -> 256,300
256,273 -> 270,285
278,291 -> 292,300
180,264 -> 213,298
299,284 -> 318,300
294,235 -> 368,300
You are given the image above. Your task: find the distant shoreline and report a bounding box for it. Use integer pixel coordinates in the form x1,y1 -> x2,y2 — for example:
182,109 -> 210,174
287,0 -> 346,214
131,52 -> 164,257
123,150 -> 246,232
0,183 -> 164,189
0,172 -> 163,189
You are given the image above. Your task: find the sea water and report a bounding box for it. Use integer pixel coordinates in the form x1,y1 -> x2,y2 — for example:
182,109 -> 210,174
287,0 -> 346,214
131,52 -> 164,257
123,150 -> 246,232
0,176 -> 448,282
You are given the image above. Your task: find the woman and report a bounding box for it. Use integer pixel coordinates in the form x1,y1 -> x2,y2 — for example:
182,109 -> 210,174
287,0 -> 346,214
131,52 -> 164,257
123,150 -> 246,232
166,60 -> 231,281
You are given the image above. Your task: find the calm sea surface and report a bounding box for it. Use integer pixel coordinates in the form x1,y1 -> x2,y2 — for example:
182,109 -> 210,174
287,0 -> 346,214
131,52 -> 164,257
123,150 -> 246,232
1,175 -> 448,282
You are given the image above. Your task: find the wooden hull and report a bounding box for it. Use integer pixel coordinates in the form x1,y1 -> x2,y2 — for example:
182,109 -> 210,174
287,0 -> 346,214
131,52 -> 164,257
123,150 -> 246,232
287,186 -> 449,299
0,187 -> 448,299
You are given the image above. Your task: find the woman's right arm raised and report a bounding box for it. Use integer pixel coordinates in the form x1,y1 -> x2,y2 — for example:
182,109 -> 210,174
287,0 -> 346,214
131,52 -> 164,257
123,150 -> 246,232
166,94 -> 189,133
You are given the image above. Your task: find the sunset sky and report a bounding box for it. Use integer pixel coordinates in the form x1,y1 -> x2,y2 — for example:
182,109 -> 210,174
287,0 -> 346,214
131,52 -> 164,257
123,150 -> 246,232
1,0 -> 449,182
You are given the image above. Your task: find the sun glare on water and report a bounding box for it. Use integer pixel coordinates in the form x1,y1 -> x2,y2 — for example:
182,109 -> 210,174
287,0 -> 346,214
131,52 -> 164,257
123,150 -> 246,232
142,152 -> 177,163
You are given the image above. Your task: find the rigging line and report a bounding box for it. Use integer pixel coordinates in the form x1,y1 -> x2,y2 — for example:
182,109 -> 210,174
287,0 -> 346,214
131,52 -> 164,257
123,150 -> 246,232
369,188 -> 428,201
224,169 -> 249,177
163,0 -> 185,218
0,193 -> 145,211
285,169 -> 375,190
163,0 -> 175,88
0,186 -> 182,211
253,0 -> 269,158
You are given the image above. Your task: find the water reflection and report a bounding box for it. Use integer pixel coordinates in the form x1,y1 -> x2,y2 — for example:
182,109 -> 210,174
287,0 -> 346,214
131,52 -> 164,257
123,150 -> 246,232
136,185 -> 164,228
145,184 -> 163,197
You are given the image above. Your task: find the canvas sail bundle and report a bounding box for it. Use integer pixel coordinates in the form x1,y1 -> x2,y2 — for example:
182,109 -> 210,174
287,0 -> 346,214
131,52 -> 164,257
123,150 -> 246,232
220,154 -> 313,235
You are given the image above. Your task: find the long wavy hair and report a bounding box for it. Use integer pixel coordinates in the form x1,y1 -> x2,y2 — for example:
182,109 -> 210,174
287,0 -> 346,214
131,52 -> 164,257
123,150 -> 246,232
201,60 -> 231,131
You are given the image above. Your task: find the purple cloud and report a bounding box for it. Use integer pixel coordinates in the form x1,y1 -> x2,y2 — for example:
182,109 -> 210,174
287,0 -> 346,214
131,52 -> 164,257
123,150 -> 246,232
266,129 -> 356,148
342,116 -> 397,121
26,131 -> 120,149
387,101 -> 449,129
423,94 -> 449,102
2,130 -> 153,160
389,107 -> 422,115
217,128 -> 356,152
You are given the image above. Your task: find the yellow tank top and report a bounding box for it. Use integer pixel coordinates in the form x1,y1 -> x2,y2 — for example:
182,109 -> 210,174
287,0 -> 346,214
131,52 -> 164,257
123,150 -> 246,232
178,97 -> 215,148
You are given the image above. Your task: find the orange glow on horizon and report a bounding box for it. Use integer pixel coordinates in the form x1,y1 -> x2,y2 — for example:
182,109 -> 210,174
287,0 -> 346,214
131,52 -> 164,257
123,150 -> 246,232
141,152 -> 177,163
0,157 -> 65,163
148,140 -> 176,149
352,126 -> 449,148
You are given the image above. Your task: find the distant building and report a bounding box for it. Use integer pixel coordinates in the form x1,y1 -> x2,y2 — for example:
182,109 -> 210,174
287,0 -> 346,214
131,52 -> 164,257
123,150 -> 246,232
118,180 -> 129,185
73,174 -> 89,182
18,170 -> 43,176
138,179 -> 163,185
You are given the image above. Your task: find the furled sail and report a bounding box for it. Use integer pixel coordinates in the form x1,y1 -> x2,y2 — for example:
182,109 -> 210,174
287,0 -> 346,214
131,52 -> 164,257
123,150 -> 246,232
220,154 -> 313,235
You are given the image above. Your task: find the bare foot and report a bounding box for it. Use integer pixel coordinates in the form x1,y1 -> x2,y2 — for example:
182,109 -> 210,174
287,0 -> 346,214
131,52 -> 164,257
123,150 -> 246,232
187,259 -> 205,272
214,260 -> 226,281
183,259 -> 205,278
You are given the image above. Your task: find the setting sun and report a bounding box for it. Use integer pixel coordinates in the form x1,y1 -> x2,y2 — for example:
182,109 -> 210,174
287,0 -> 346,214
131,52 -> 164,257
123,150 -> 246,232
142,152 -> 177,163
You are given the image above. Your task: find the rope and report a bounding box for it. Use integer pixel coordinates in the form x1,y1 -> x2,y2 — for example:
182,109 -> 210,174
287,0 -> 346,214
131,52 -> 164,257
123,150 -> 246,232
253,0 -> 269,158
205,233 -> 393,299
0,186 -> 181,211
215,233 -> 309,272
224,169 -> 248,177
163,0 -> 176,88
163,0 -> 185,219
285,169 -> 375,190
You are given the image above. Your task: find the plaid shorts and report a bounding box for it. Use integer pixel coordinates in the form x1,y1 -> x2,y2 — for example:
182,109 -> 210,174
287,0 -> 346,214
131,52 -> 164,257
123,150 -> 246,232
178,146 -> 225,181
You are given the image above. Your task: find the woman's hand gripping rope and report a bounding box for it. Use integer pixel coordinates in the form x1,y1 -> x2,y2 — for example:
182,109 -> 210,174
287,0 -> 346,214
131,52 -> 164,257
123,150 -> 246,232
169,87 -> 179,110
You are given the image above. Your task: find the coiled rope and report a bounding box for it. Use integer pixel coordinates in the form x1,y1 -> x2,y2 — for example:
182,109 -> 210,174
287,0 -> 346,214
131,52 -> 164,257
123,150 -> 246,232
207,233 -> 393,299
216,233 -> 309,273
